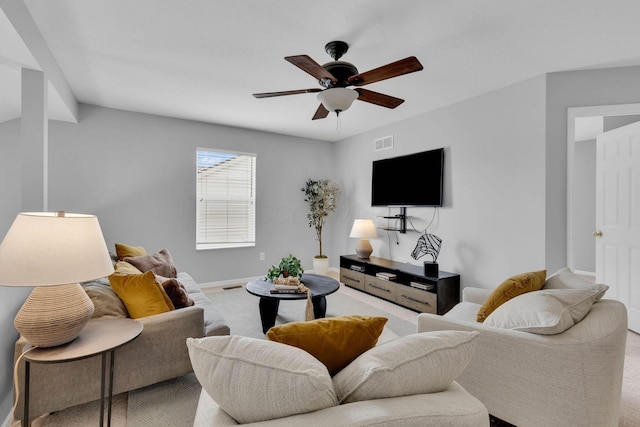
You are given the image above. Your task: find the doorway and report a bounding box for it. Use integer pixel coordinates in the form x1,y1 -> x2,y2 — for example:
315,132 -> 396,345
568,103 -> 640,272
568,104 -> 640,332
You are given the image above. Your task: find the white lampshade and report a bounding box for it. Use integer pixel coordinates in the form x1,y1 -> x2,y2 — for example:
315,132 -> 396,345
0,212 -> 114,347
349,219 -> 378,239
350,219 -> 377,259
317,88 -> 359,113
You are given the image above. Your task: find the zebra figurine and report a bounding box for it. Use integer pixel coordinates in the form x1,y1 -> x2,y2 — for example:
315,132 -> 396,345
410,233 -> 442,262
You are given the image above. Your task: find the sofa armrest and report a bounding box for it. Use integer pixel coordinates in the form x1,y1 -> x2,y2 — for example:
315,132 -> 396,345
136,304 -> 205,336
462,287 -> 491,304
112,305 -> 205,389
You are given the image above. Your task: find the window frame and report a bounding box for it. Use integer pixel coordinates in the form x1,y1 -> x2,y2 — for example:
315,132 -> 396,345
196,147 -> 257,251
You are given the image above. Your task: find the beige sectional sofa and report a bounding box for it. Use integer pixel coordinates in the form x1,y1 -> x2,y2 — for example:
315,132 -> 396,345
417,285 -> 628,427
13,272 -> 229,422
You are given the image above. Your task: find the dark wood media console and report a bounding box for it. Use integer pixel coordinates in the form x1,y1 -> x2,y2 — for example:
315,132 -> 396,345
339,255 -> 460,315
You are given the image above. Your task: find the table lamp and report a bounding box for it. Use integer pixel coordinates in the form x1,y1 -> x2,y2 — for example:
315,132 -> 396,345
349,219 -> 378,259
0,212 -> 114,347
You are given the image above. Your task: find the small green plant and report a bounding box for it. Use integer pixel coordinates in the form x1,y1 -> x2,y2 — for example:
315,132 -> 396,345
265,254 -> 304,281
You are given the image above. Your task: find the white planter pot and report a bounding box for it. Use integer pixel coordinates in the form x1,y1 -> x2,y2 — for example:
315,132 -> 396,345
312,257 -> 329,276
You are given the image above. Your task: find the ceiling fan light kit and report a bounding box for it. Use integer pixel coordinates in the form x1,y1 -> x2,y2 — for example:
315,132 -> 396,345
253,41 -> 423,121
317,88 -> 359,114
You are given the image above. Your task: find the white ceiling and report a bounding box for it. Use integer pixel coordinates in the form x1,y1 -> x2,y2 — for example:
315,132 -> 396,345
3,0 -> 640,142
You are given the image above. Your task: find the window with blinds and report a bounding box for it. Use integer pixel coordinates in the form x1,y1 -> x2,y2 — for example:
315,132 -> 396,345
196,149 -> 256,250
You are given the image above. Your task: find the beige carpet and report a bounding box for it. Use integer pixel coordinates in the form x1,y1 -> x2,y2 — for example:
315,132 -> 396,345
13,285 -> 640,427
620,330 -> 640,426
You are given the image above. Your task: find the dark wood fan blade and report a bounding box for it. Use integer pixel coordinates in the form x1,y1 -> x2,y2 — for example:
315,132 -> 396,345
253,88 -> 322,98
285,55 -> 337,83
348,56 -> 423,86
312,104 -> 330,120
356,88 -> 404,109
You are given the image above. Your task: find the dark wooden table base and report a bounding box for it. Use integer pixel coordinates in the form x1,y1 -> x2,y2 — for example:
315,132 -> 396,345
258,295 -> 328,333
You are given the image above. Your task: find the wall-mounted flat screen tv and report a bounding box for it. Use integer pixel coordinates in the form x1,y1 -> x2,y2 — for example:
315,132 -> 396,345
371,148 -> 444,207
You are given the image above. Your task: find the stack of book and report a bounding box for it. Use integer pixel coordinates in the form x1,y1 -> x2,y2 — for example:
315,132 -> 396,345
376,272 -> 396,281
269,284 -> 306,294
410,281 -> 434,291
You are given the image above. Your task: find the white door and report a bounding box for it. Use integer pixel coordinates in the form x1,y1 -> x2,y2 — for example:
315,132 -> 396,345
596,121 -> 640,333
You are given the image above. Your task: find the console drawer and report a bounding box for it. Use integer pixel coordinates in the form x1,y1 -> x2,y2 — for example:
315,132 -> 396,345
364,276 -> 397,302
396,285 -> 437,314
340,268 -> 365,291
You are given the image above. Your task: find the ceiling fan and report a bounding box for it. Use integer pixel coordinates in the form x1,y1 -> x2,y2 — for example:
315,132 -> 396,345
252,41 -> 424,120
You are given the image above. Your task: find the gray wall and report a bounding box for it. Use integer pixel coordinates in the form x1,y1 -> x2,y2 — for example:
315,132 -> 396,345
0,118 -> 31,423
574,139 -> 596,272
331,76 -> 548,288
545,65 -> 640,273
43,104 -> 335,283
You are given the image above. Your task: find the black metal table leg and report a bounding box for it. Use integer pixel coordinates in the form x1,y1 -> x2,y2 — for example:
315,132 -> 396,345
108,350 -> 115,426
100,352 -> 106,427
23,360 -> 30,427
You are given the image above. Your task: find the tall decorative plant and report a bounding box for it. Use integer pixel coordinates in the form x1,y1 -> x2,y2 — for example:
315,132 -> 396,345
302,178 -> 339,258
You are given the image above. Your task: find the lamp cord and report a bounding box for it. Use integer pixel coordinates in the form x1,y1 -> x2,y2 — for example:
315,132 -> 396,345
12,344 -> 38,422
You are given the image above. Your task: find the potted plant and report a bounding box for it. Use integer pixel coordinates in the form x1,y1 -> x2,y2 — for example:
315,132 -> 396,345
301,178 -> 339,275
265,254 -> 304,282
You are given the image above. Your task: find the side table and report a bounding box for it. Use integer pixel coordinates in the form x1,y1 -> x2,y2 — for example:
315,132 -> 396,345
21,318 -> 143,427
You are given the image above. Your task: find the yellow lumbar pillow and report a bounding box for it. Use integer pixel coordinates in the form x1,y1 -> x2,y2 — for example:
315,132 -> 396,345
115,243 -> 147,260
266,315 -> 388,376
109,271 -> 174,318
114,260 -> 143,275
477,270 -> 546,322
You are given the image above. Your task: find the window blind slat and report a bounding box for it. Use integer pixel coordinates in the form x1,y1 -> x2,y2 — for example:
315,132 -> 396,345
196,150 -> 256,250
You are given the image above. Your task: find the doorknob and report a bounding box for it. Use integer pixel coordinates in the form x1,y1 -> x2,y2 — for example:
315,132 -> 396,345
593,230 -> 603,238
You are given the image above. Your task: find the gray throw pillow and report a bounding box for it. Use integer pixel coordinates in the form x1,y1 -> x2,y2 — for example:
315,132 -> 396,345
484,288 -> 606,334
123,248 -> 177,278
187,336 -> 337,423
332,330 -> 478,404
543,267 -> 608,296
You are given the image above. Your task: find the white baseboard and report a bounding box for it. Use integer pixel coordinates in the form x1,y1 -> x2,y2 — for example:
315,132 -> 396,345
198,267 -> 340,290
198,276 -> 261,290
573,269 -> 595,277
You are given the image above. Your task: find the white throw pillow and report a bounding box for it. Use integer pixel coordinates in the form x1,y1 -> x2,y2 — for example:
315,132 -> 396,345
544,268 -> 608,296
186,336 -> 337,423
332,330 -> 478,404
484,288 -> 606,334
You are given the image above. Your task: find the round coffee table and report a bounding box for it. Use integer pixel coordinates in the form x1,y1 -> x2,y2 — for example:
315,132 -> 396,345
246,274 -> 340,333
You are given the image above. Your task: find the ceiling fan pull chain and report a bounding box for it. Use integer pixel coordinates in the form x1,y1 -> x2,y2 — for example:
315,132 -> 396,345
336,111 -> 342,133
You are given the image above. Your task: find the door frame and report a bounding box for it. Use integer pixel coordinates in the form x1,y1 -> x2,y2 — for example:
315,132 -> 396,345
566,103 -> 640,273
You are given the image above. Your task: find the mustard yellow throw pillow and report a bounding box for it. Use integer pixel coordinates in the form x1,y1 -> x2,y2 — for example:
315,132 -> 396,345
109,271 -> 174,318
113,260 -> 143,275
266,315 -> 388,376
477,270 -> 546,322
115,243 -> 147,260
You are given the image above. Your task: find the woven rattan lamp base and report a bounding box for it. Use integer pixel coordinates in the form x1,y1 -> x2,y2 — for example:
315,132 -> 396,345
14,284 -> 95,347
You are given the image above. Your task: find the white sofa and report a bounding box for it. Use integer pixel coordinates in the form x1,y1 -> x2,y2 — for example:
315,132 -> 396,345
188,331 -> 490,426
417,286 -> 628,427
192,382 -> 489,426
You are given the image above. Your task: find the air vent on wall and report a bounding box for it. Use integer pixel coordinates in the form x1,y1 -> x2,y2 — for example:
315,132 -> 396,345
374,135 -> 394,151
